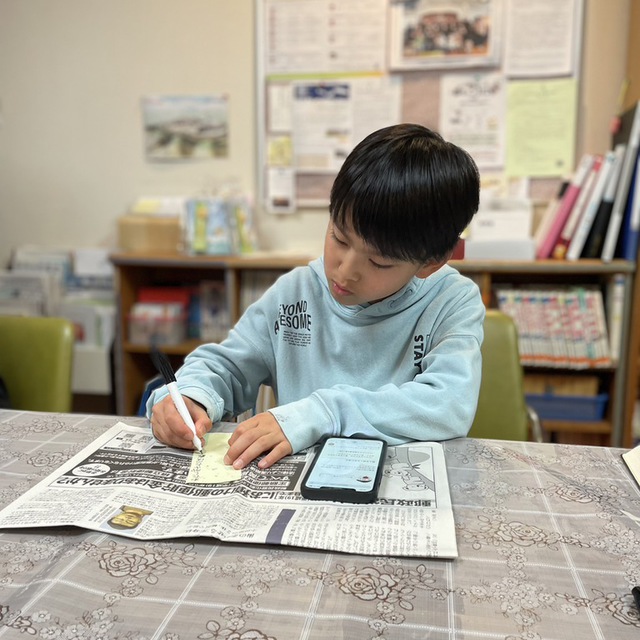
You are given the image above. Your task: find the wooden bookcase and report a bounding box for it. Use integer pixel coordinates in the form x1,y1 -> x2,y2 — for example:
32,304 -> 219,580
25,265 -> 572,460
450,258 -> 638,448
625,256 -> 640,446
622,0 -> 640,445
110,252 -> 312,418
110,252 -> 638,448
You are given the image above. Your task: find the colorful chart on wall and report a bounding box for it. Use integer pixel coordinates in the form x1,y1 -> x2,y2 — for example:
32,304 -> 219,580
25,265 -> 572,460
255,0 -> 584,214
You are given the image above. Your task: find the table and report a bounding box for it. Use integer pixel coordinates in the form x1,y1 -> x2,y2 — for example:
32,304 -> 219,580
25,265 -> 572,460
0,410 -> 639,639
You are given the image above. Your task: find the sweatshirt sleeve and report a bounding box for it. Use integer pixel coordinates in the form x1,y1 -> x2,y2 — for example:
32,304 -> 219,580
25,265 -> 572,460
270,293 -> 485,453
146,293 -> 277,423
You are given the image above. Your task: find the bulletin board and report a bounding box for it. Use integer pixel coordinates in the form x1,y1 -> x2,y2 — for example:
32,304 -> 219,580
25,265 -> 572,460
255,0 -> 584,214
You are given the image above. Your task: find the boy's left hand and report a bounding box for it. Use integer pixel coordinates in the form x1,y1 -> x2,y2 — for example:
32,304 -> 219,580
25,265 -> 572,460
224,412 -> 292,470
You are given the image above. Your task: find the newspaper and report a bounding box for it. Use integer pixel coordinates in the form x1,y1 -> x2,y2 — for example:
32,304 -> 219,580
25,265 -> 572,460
0,422 -> 458,558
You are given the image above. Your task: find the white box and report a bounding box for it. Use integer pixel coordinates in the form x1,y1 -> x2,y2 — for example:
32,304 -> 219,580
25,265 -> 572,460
58,296 -> 115,347
471,198 -> 533,240
464,238 -> 536,260
72,344 -> 112,394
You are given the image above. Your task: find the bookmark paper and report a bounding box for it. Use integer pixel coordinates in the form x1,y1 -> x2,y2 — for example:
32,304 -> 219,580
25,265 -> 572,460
187,433 -> 241,484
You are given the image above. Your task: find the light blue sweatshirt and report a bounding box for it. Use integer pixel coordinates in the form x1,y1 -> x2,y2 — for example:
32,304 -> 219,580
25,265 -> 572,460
147,258 -> 485,453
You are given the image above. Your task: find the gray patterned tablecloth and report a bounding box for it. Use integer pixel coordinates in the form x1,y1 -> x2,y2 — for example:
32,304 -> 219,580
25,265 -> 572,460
0,409 -> 639,639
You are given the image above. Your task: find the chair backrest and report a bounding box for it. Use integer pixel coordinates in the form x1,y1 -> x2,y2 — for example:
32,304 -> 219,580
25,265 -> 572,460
0,315 -> 74,413
468,309 -> 529,441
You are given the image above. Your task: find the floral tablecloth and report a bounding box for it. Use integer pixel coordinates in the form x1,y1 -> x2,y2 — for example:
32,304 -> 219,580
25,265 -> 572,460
0,409 -> 639,640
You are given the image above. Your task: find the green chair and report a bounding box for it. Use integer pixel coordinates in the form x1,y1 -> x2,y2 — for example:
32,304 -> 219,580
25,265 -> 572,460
468,309 -> 543,442
0,315 -> 74,413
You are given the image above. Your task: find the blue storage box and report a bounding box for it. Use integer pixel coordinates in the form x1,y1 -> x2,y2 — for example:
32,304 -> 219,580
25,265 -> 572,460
525,393 -> 608,422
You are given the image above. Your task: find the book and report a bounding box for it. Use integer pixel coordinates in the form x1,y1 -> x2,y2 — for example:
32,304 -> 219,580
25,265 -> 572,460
606,274 -> 625,364
566,150 -> 617,260
493,285 -> 612,370
0,270 -> 61,316
536,154 -> 594,259
552,155 -> 602,260
619,153 -> 640,260
534,181 -> 568,254
602,101 -> 640,261
199,280 -> 231,342
562,288 -> 589,368
185,197 -> 236,255
583,287 -> 612,367
581,143 -> 626,258
544,289 -> 570,367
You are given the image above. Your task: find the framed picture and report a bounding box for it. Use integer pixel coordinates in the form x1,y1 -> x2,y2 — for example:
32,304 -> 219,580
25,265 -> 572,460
142,95 -> 229,161
389,0 -> 503,70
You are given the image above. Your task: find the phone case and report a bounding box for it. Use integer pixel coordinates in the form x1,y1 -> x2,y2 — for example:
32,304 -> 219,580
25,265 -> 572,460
300,436 -> 387,504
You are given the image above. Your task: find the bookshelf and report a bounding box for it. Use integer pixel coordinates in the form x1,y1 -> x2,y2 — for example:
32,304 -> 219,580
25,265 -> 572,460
626,257 -> 640,445
622,0 -> 640,445
450,258 -> 637,448
110,252 -> 312,418
110,252 -> 638,448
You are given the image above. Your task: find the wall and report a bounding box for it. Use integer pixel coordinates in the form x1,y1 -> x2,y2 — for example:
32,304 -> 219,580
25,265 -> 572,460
0,0 -> 632,268
579,0 -> 633,153
622,0 -> 640,111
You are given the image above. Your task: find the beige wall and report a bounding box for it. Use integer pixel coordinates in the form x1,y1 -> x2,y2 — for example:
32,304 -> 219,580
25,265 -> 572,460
622,0 -> 640,111
0,1 -> 632,268
579,0 -> 632,155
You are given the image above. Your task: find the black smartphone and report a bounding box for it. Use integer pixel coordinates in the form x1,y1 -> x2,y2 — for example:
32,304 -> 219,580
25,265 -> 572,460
300,436 -> 387,504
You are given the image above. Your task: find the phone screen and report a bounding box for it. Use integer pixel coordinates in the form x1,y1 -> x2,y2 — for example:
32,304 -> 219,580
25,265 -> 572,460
304,437 -> 385,493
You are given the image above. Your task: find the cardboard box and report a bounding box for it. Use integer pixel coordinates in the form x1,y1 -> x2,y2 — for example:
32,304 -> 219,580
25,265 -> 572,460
117,215 -> 183,253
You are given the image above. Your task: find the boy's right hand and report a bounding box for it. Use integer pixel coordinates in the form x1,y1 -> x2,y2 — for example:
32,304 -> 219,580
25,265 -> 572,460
150,395 -> 211,450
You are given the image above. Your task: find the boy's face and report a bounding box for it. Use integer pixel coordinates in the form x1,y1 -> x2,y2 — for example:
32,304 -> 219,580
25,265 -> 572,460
323,221 -> 443,306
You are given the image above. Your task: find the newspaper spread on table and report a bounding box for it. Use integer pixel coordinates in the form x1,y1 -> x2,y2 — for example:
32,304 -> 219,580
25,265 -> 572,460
0,422 -> 458,558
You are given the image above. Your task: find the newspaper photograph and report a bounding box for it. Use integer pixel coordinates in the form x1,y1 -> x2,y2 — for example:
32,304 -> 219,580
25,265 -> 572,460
0,422 -> 458,558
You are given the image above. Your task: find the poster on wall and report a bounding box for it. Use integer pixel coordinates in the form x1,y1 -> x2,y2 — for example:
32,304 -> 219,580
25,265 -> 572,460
505,78 -> 578,177
389,0 -> 503,70
289,77 -> 401,174
256,0 -> 583,212
439,71 -> 506,169
503,0 -> 582,77
292,82 -> 353,172
263,0 -> 387,76
141,95 -> 229,161
266,167 -> 296,214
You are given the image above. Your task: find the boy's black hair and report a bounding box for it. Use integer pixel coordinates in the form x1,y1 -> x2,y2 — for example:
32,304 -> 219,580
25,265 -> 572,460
329,123 -> 480,264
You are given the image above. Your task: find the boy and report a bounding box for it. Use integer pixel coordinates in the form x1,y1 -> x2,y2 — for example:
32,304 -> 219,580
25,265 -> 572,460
148,123 -> 485,470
